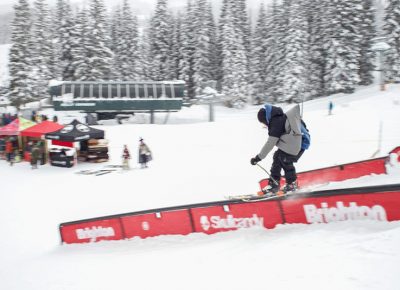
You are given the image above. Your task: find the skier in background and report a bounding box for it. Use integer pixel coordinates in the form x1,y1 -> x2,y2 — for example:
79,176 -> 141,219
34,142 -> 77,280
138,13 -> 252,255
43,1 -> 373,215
250,104 -> 304,196
138,138 -> 152,168
328,101 -> 334,115
122,145 -> 131,170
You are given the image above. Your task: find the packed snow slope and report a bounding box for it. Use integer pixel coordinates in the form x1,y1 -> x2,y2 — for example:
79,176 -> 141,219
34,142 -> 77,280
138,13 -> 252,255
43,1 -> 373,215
0,83 -> 400,289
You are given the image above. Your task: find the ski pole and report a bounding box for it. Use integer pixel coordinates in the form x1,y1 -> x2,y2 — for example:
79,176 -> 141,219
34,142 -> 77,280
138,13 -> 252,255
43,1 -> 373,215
256,163 -> 280,187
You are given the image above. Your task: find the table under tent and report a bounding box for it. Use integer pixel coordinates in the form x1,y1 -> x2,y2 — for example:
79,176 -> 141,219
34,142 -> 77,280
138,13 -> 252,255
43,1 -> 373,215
44,119 -> 108,168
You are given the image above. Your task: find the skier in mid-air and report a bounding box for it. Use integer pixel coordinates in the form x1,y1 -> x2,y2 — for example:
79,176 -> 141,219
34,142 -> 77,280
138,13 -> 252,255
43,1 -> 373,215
250,103 -> 308,196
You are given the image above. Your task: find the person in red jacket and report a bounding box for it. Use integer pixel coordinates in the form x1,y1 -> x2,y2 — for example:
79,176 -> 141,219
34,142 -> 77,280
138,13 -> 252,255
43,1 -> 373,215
5,139 -> 14,166
122,145 -> 131,170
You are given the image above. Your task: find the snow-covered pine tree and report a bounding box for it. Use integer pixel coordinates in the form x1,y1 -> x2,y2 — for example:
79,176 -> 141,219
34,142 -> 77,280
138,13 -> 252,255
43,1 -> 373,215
266,0 -> 287,102
251,3 -> 268,103
55,0 -> 76,80
110,6 -> 123,79
149,0 -> 172,81
8,0 -> 35,108
31,0 -> 53,99
193,0 -> 212,94
302,0 -> 329,98
179,0 -> 196,98
219,0 -> 249,107
358,0 -> 376,85
164,11 -> 178,81
279,0 -> 309,103
384,0 -> 400,82
205,2 -> 219,83
324,0 -> 361,94
137,25 -> 153,80
48,5 -> 62,80
117,0 -> 139,80
169,13 -> 183,80
234,0 -> 251,72
86,0 -> 113,80
72,8 -> 91,81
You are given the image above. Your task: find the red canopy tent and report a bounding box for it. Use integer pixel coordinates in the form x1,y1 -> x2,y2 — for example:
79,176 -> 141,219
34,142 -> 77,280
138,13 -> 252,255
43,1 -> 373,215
0,117 -> 36,136
20,121 -> 64,138
19,121 -> 64,162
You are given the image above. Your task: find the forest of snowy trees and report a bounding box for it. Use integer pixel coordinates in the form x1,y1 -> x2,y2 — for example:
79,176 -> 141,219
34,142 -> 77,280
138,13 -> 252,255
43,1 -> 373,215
7,0 -> 400,108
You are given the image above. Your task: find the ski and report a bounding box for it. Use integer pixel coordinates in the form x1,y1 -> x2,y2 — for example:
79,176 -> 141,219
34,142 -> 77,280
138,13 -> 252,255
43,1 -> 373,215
95,170 -> 114,176
225,191 -> 290,202
226,183 -> 330,202
75,169 -> 117,175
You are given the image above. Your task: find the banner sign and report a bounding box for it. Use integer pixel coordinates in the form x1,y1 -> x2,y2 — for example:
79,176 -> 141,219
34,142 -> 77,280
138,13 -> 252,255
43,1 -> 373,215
190,202 -> 282,234
61,218 -> 123,244
281,191 -> 400,224
121,209 -> 193,239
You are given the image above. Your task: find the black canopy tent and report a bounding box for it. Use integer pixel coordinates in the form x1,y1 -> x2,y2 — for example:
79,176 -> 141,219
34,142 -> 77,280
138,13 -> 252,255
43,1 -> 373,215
45,119 -> 104,142
45,120 -> 106,167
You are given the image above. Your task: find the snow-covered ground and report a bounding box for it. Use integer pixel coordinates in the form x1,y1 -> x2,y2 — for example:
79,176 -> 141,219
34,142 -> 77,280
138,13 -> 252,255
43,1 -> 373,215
0,83 -> 400,289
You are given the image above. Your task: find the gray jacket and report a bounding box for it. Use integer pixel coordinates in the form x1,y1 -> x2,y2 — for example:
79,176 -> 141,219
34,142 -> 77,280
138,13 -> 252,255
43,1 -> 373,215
258,104 -> 302,159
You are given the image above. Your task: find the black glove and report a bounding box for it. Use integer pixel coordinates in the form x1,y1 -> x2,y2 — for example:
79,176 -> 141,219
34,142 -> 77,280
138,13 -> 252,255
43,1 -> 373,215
250,155 -> 261,165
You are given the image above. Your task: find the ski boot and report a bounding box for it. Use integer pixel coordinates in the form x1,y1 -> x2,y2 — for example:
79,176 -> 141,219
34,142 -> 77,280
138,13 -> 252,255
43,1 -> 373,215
261,184 -> 280,197
282,181 -> 299,194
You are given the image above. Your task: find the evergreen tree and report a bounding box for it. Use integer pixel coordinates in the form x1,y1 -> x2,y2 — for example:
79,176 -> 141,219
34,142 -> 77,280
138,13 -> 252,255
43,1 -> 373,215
384,0 -> 400,82
137,25 -> 153,80
304,0 -> 329,98
55,0 -> 75,80
193,0 -> 215,94
115,0 -> 139,80
358,0 -> 376,85
48,6 -> 62,80
110,6 -> 123,79
219,0 -> 249,107
170,13 -> 183,80
324,0 -> 361,94
279,0 -> 309,103
85,0 -> 113,80
149,0 -> 172,81
205,3 -> 219,82
8,0 -> 34,108
180,0 -> 196,98
266,0 -> 286,102
31,0 -> 53,98
72,8 -> 91,81
251,3 -> 268,101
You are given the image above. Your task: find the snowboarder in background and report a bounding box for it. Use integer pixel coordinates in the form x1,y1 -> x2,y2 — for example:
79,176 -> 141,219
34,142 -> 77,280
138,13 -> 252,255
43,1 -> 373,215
328,101 -> 334,115
138,138 -> 152,168
250,104 -> 304,196
122,145 -> 131,170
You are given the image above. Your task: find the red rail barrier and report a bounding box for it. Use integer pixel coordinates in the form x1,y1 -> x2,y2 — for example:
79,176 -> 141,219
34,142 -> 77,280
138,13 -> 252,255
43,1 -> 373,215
259,146 -> 400,190
59,184 -> 400,244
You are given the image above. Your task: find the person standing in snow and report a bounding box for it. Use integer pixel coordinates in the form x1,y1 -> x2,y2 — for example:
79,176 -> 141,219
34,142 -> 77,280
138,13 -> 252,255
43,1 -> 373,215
328,101 -> 334,115
5,138 -> 13,165
122,145 -> 131,170
250,104 -> 304,195
138,138 -> 152,168
30,144 -> 40,169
